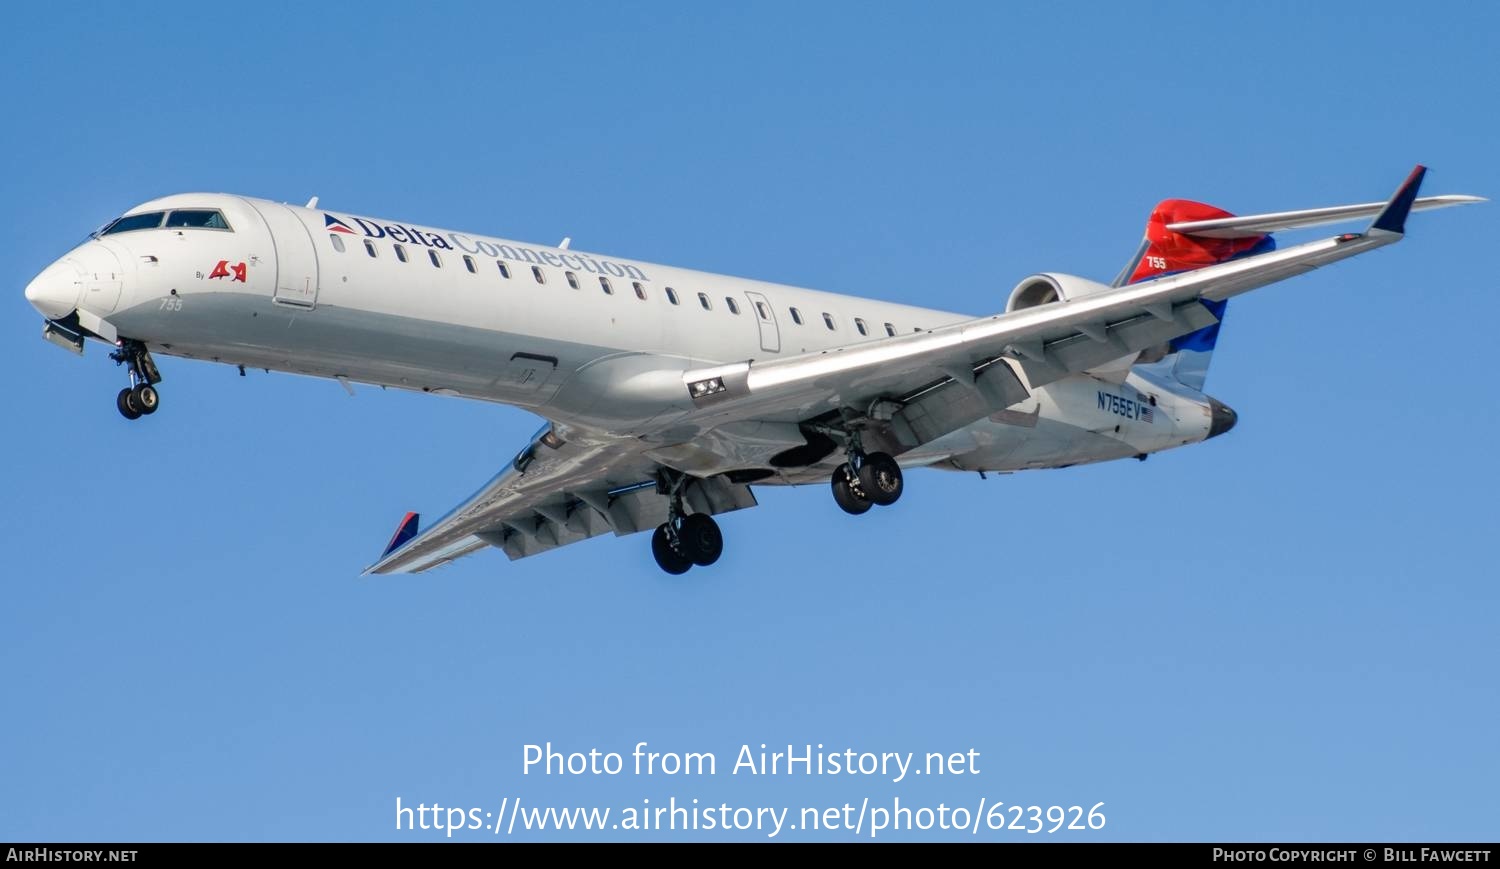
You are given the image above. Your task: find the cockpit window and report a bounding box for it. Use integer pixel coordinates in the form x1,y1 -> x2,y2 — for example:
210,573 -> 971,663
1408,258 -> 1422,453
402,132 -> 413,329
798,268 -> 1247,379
164,209 -> 231,230
100,212 -> 165,235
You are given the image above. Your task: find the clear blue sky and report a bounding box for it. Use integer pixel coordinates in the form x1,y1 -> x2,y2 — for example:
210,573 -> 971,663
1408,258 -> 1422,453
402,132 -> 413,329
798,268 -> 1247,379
3,1 -> 1496,842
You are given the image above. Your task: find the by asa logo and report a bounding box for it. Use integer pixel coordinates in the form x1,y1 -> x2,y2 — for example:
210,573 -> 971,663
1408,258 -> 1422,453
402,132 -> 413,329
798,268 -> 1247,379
208,260 -> 247,282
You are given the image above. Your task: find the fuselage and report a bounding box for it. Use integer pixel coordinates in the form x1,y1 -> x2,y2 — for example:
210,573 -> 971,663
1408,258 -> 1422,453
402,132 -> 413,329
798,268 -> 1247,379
24,192 -> 1222,480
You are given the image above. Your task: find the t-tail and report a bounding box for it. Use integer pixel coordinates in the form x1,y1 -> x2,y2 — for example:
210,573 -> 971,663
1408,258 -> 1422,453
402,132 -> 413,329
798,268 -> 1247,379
1113,199 -> 1274,391
1113,174 -> 1481,392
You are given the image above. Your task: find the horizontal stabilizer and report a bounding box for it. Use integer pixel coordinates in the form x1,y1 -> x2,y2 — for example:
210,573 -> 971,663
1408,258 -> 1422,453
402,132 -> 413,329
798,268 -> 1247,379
1166,193 -> 1483,239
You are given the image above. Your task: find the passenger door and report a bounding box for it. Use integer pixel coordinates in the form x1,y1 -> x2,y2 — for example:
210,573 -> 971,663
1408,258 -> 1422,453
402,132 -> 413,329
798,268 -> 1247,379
250,202 -> 320,308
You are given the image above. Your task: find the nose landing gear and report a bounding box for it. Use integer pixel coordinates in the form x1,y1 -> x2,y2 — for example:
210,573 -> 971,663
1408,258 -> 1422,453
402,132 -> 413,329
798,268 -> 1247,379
109,339 -> 162,421
115,384 -> 159,419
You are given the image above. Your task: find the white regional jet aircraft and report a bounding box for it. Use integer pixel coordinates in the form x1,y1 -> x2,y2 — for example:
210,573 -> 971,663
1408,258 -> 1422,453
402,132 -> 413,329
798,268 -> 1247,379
24,167 -> 1480,574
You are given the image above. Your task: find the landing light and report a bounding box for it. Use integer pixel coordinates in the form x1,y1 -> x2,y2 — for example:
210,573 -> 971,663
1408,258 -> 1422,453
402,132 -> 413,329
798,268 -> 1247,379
689,377 -> 726,398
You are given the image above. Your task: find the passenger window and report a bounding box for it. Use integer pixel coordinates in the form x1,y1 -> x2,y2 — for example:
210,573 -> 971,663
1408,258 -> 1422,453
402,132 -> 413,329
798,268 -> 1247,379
463,255 -> 476,273
532,266 -> 546,284
633,281 -> 647,300
101,212 -> 165,235
666,287 -> 680,305
364,240 -> 378,258
755,302 -> 770,320
725,297 -> 740,315
600,276 -> 613,295
165,209 -> 231,230
854,318 -> 868,336
566,271 -> 580,289
394,244 -> 408,262
884,322 -> 896,337
822,313 -> 836,330
789,307 -> 804,325
428,249 -> 443,268
329,234 -> 345,252
698,292 -> 712,311
498,261 -> 511,279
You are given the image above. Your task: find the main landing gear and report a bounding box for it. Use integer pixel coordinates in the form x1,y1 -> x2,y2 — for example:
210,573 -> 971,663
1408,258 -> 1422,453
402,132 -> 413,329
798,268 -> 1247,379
829,435 -> 904,515
109,339 -> 162,421
650,472 -> 725,575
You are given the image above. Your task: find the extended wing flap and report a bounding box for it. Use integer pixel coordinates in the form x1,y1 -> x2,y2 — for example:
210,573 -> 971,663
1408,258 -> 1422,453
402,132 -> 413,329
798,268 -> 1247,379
364,431 -> 758,575
470,478 -> 757,563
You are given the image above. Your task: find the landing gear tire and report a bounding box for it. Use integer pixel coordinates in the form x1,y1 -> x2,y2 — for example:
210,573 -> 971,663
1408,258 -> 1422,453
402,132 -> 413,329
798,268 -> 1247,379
132,384 -> 159,415
858,452 -> 904,506
831,464 -> 873,515
110,340 -> 162,421
651,524 -> 693,575
678,513 -> 724,566
116,387 -> 142,420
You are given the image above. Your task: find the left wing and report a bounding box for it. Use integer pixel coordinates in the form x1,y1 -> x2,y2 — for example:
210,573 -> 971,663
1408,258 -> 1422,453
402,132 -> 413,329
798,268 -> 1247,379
364,426 -> 756,574
676,166 -> 1463,448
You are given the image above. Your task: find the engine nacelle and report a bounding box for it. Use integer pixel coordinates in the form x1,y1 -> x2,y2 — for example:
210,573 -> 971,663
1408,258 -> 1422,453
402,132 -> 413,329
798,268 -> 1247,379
1005,272 -> 1115,313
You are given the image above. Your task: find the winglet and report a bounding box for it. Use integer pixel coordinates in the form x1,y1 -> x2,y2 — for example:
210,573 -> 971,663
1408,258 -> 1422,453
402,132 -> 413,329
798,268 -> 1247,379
1370,165 -> 1427,235
382,511 -> 420,558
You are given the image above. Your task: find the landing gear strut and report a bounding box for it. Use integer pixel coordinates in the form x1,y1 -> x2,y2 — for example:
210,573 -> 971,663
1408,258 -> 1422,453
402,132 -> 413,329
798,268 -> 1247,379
650,471 -> 725,575
828,430 -> 904,514
109,339 -> 162,421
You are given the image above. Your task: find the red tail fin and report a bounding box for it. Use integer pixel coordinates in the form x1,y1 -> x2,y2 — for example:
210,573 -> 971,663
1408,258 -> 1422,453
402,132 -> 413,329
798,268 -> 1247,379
1119,199 -> 1269,285
1119,199 -> 1275,391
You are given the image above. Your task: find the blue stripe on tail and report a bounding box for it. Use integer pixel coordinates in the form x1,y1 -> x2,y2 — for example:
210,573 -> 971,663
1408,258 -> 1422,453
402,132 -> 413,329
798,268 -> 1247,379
1150,235 -> 1275,390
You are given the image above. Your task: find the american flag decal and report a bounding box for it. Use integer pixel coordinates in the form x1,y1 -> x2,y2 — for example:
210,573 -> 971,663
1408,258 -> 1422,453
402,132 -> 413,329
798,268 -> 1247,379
1137,393 -> 1154,423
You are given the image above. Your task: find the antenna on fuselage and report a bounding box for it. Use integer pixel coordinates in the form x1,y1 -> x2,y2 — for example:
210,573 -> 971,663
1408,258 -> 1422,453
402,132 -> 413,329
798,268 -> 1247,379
305,196 -> 319,208
558,237 -> 571,249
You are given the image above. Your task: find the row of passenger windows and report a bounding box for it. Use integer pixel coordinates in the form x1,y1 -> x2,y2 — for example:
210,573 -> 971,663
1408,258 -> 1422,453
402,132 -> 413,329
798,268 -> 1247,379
329,233 -> 909,337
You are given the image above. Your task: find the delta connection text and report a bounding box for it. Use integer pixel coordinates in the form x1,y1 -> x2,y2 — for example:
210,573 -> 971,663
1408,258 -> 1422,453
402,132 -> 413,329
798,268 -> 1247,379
328,213 -> 651,281
522,741 -> 980,783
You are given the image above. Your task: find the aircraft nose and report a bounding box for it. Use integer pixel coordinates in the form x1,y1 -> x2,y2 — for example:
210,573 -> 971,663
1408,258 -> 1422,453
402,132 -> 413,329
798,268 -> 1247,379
1207,397 -> 1238,439
24,259 -> 84,320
